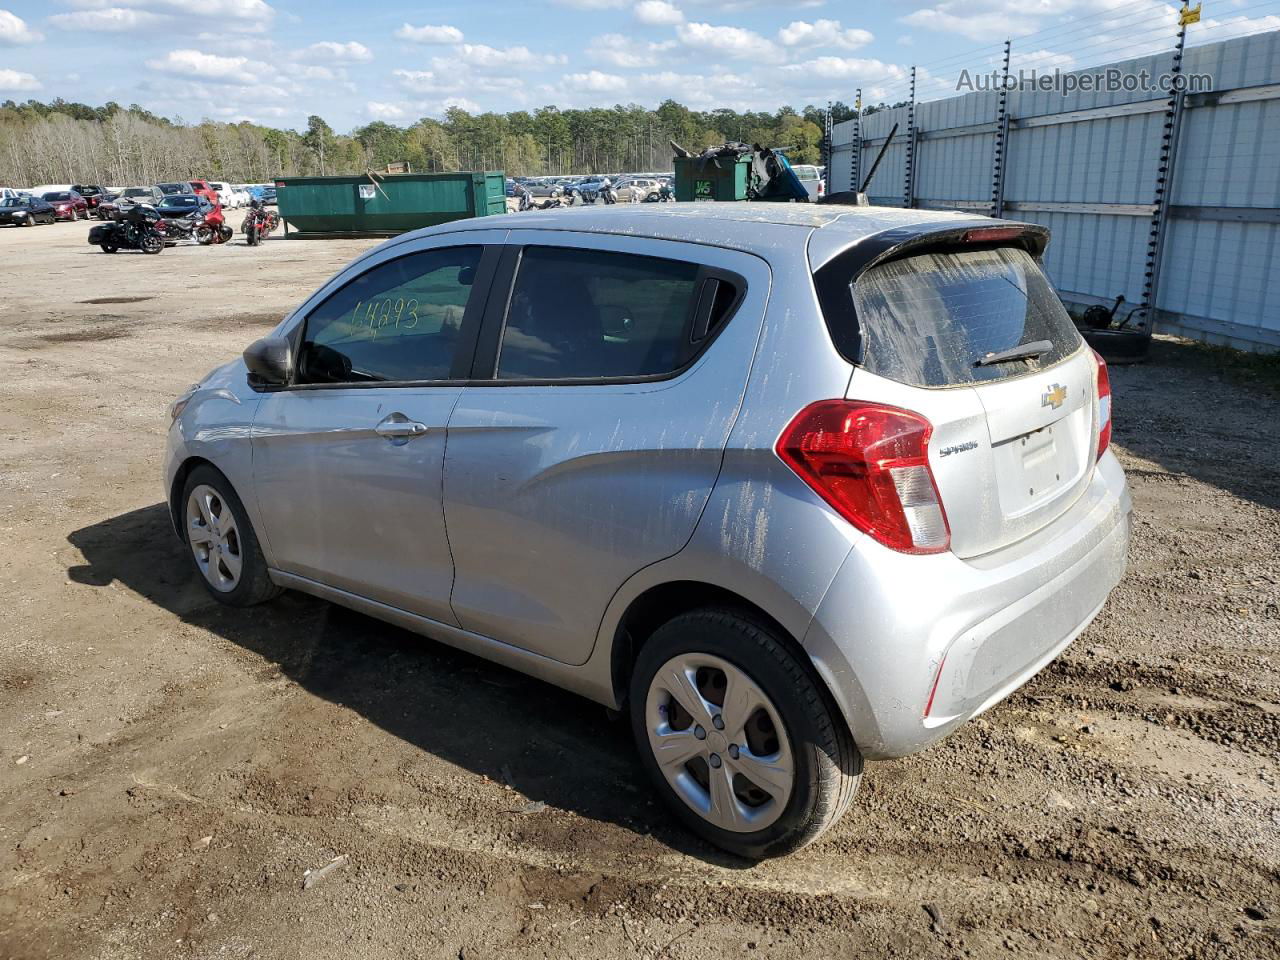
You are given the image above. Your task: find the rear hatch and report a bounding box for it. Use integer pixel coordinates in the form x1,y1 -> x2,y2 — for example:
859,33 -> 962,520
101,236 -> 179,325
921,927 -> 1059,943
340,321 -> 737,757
825,233 -> 1097,558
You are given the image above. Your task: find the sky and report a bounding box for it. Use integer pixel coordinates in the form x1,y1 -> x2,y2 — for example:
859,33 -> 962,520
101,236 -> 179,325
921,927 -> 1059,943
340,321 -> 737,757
0,0 -> 1277,132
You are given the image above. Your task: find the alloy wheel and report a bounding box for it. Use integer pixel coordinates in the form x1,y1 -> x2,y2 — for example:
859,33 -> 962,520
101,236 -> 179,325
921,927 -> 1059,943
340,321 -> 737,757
645,653 -> 794,832
185,484 -> 243,592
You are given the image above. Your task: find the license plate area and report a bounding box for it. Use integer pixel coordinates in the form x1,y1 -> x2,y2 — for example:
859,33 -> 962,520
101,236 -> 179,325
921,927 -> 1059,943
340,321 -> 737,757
994,422 -> 1075,516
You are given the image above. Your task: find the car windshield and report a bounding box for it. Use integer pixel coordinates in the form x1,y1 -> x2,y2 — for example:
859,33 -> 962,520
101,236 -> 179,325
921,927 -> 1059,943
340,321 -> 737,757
166,196 -> 199,207
158,184 -> 185,194
123,189 -> 149,197
43,192 -> 72,201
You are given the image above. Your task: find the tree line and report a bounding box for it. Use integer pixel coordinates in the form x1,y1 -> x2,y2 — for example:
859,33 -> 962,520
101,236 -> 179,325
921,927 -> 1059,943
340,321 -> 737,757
0,97 -> 872,187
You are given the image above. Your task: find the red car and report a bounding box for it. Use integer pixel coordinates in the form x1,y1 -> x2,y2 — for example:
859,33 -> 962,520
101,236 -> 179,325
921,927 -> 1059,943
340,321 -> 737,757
40,190 -> 90,221
73,184 -> 105,212
188,179 -> 220,206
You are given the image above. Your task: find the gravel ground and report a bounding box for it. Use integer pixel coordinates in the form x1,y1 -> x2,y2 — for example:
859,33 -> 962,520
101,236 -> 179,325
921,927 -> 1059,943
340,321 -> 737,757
0,216 -> 1277,960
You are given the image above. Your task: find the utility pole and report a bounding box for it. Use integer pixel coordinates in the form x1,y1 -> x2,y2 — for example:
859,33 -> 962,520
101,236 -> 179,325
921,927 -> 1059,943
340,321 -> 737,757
1142,3 -> 1196,328
990,38 -> 1012,218
851,88 -> 862,193
903,66 -> 916,208
822,101 -> 833,176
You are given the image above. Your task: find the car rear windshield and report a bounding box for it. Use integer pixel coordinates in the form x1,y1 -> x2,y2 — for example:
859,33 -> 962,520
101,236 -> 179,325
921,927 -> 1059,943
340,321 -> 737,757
846,245 -> 1082,387
43,192 -> 71,201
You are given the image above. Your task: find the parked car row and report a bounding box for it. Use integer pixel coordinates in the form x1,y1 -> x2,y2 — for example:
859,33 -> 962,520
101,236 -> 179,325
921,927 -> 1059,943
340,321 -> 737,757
506,172 -> 675,210
0,179 -> 278,228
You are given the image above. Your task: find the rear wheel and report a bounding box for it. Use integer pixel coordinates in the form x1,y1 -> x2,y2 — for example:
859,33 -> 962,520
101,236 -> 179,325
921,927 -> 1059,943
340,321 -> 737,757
100,243 -> 118,253
141,232 -> 163,254
181,465 -> 282,607
630,609 -> 861,859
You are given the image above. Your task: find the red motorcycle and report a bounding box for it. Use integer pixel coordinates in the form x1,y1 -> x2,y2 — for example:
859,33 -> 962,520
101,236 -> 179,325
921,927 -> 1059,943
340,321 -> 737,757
243,202 -> 280,246
196,203 -> 233,245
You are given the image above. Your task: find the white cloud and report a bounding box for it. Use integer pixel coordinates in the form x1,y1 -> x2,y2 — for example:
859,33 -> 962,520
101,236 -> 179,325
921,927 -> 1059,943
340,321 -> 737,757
296,40 -> 372,62
778,19 -> 873,51
394,23 -> 463,44
563,70 -> 629,93
393,66 -> 523,96
553,0 -> 625,7
0,9 -> 41,43
453,43 -> 565,69
145,49 -> 265,84
783,56 -> 908,84
634,0 -> 683,25
367,100 -> 408,119
1009,48 -> 1076,71
675,22 -> 782,63
0,67 -> 41,90
900,0 -> 1054,42
588,33 -> 674,68
48,7 -> 163,30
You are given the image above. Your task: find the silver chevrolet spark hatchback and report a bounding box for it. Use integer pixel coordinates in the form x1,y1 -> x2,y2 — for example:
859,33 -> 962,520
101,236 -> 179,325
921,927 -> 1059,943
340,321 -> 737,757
165,204 -> 1130,858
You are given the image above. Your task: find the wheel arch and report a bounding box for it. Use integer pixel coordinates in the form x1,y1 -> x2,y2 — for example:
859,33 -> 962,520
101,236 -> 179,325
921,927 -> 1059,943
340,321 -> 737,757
168,455 -> 220,539
608,580 -> 853,745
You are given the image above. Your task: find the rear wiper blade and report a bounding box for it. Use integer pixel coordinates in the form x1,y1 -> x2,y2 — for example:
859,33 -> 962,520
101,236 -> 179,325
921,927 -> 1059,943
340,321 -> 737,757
974,339 -> 1054,367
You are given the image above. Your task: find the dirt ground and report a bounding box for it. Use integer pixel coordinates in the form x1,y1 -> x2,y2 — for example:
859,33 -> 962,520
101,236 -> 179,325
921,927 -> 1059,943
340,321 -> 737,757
0,214 -> 1277,960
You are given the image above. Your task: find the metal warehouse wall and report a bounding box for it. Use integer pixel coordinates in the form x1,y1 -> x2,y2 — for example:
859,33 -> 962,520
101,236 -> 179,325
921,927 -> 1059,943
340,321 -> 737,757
829,32 -> 1280,352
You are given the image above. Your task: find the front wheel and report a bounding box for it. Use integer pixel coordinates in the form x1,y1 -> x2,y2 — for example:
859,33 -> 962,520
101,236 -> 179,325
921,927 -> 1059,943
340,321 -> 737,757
180,465 -> 282,607
100,243 -> 118,253
630,609 -> 861,859
140,232 -> 163,254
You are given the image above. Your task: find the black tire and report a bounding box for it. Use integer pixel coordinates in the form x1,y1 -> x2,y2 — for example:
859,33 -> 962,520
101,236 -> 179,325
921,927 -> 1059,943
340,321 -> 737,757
195,225 -> 213,245
1081,326 -> 1151,364
179,465 -> 282,607
629,608 -> 862,859
100,243 -> 117,253
141,232 -> 163,254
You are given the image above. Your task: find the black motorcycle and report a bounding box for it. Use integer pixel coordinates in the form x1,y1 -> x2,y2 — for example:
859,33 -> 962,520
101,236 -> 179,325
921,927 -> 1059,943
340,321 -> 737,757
88,206 -> 164,254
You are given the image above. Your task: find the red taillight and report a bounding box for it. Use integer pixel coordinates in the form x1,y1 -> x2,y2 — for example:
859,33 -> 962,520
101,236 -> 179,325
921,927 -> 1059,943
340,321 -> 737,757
776,400 -> 950,554
962,226 -> 1024,244
1093,349 -> 1112,459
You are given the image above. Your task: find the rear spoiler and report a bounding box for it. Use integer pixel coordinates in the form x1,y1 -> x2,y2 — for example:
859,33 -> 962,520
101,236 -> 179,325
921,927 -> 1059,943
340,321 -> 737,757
813,219 -> 1052,365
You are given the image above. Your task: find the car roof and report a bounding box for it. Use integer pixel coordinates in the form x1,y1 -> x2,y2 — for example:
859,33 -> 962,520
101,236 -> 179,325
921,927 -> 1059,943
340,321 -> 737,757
424,202 -> 989,262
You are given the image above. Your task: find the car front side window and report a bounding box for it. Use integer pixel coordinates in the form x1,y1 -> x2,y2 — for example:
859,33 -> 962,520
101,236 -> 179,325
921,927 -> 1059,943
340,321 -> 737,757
297,246 -> 483,385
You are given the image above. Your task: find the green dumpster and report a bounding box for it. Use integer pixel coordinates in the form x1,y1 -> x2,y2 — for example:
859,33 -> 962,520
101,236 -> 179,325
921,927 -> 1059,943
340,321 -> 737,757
673,155 -> 750,202
275,171 -> 506,238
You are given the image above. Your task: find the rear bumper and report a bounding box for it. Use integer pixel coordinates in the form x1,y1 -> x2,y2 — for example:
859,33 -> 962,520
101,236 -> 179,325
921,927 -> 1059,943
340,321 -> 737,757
803,451 -> 1131,760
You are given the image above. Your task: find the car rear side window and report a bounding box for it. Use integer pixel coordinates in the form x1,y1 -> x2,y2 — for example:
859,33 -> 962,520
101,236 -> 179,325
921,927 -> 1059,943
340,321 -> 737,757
495,246 -> 721,381
299,246 -> 482,384
849,246 -> 1082,387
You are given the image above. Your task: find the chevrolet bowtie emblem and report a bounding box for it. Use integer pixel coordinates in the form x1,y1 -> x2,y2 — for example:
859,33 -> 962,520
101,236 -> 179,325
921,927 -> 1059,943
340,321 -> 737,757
1041,384 -> 1067,409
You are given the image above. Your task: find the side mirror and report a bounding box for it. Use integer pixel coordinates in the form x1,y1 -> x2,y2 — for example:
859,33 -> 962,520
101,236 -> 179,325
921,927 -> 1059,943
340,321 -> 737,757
244,336 -> 292,387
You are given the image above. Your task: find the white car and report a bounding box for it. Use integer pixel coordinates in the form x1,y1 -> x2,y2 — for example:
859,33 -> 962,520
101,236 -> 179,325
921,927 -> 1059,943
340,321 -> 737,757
208,181 -> 246,208
789,165 -> 824,202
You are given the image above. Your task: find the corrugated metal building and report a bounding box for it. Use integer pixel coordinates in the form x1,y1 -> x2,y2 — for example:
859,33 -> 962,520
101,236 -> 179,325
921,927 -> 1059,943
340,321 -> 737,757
829,32 -> 1280,352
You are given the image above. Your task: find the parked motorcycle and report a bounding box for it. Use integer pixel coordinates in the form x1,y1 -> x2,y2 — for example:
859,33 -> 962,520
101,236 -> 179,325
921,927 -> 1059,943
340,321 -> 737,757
158,213 -> 201,244
243,201 -> 280,246
196,205 -> 234,245
87,206 -> 165,254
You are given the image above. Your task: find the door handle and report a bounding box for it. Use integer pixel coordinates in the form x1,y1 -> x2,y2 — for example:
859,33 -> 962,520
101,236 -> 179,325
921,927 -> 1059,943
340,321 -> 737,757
375,415 -> 429,440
